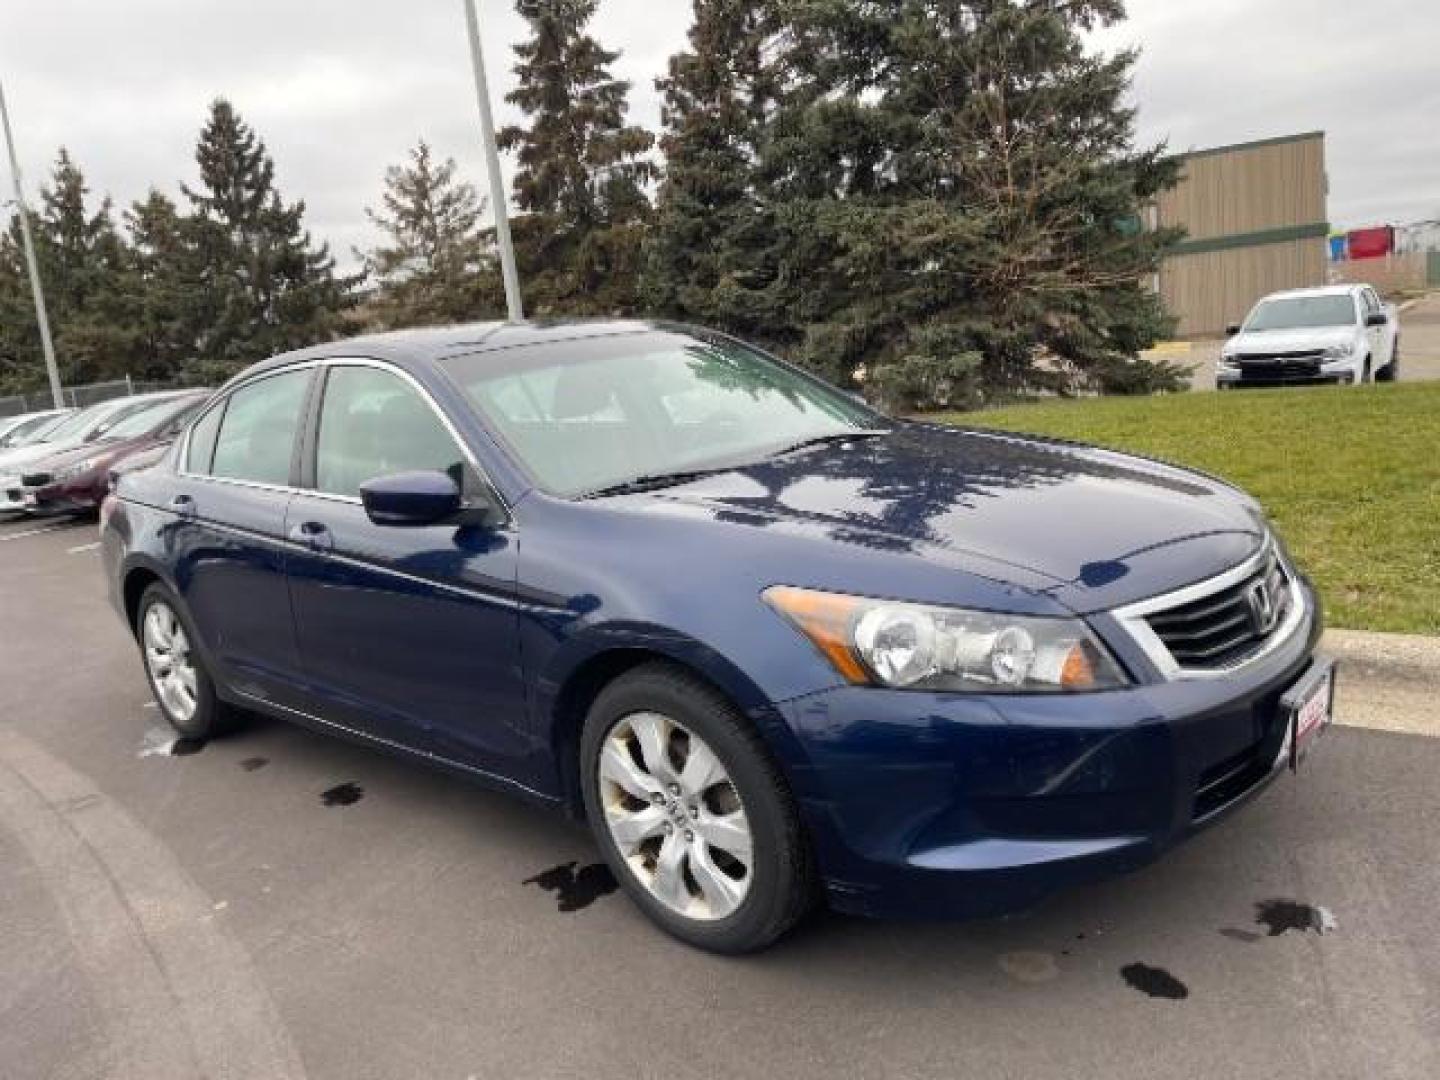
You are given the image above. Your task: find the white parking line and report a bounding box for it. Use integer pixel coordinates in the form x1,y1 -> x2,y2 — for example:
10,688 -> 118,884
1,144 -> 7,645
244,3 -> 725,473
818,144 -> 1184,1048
0,523 -> 69,542
66,541 -> 101,554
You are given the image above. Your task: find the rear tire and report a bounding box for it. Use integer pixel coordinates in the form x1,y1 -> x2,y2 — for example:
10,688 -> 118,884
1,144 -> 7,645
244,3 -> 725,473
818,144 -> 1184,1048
137,583 -> 239,739
580,663 -> 815,954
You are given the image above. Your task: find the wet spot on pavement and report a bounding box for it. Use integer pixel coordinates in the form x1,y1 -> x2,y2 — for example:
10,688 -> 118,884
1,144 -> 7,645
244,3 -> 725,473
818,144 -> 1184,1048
1220,927 -> 1262,943
1256,899 -> 1337,937
1121,963 -> 1189,1000
523,861 -> 618,912
240,757 -> 269,772
320,782 -> 364,807
999,951 -> 1060,983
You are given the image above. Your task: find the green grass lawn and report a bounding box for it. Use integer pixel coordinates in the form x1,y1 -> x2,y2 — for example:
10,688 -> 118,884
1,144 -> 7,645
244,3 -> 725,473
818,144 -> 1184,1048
938,383 -> 1440,635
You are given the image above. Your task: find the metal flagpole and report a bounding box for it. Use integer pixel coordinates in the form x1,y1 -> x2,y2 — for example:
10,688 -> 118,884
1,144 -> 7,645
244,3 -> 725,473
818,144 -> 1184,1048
0,78 -> 64,408
462,0 -> 524,322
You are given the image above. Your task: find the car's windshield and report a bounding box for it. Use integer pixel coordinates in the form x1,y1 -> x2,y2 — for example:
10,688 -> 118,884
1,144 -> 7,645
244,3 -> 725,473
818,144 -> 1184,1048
1245,295 -> 1356,331
23,403 -> 109,444
79,396 -> 176,441
441,331 -> 884,497
103,395 -> 199,440
0,413 -> 61,448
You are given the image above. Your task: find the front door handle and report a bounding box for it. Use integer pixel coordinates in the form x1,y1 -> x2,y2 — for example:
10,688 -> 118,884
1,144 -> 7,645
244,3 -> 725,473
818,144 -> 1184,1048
169,494 -> 196,519
289,520 -> 334,552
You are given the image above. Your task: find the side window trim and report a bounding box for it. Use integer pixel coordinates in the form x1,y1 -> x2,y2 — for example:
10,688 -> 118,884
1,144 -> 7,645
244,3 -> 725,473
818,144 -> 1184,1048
191,396 -> 228,475
295,363 -> 329,492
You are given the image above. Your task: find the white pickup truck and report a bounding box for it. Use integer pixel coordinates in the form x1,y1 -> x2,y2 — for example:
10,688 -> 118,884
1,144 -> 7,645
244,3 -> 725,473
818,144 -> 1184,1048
1217,284 -> 1399,388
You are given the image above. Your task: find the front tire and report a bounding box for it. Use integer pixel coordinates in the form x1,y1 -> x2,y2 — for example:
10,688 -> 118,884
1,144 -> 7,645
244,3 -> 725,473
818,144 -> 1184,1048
580,663 -> 815,953
137,583 -> 237,738
1378,341 -> 1399,382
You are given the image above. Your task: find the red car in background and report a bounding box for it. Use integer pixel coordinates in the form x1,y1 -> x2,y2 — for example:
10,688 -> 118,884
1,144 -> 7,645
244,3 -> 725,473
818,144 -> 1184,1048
20,390 -> 211,515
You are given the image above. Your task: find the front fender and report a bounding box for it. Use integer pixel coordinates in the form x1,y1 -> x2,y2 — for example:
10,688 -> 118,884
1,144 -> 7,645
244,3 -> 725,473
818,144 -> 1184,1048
529,619 -> 828,804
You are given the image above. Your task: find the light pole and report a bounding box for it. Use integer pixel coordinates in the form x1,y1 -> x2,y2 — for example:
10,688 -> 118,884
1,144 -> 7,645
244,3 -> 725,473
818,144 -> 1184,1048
462,0 -> 524,322
0,78 -> 64,408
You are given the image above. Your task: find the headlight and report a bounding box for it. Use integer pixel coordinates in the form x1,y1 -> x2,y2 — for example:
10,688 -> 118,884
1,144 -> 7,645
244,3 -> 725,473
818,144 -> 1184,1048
1321,345 -> 1353,360
1218,354 -> 1238,368
763,586 -> 1128,693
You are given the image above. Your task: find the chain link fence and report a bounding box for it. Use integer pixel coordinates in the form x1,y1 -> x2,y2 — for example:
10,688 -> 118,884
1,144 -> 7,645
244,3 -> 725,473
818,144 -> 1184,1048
0,377 -> 172,419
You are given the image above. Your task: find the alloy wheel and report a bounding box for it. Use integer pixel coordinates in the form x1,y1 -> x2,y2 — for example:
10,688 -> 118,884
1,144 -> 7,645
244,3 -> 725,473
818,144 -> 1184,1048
598,711 -> 753,920
143,601 -> 198,724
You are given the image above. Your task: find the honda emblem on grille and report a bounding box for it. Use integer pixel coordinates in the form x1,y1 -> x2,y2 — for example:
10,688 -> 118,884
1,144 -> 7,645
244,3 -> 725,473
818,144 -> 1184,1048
1245,579 -> 1279,636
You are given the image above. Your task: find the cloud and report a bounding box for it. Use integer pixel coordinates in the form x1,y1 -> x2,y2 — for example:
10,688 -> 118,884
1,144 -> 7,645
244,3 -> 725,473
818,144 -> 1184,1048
1,0 -> 1433,276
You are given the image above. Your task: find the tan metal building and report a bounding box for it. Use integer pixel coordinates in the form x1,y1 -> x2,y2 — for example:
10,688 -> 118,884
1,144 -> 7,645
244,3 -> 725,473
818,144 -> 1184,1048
1157,132 -> 1329,337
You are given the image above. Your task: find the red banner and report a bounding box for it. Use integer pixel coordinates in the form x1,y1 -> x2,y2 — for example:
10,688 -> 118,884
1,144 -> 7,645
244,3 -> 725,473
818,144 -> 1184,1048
1346,226 -> 1394,260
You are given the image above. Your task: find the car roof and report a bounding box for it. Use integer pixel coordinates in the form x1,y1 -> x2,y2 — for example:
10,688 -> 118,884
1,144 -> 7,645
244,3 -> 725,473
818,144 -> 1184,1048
1258,285 -> 1365,302
240,319 -> 687,381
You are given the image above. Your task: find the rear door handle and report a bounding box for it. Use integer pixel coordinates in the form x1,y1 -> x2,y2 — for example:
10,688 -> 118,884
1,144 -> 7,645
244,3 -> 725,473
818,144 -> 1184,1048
289,520 -> 334,552
169,494 -> 196,519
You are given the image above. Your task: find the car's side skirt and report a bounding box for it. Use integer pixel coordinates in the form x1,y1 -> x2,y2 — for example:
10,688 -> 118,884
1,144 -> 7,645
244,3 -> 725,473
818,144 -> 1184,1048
225,686 -> 563,810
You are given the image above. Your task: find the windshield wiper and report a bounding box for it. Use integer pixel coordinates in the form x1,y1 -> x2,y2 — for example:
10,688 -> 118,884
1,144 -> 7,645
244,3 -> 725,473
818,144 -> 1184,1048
581,430 -> 890,499
580,465 -> 740,500
766,429 -> 889,459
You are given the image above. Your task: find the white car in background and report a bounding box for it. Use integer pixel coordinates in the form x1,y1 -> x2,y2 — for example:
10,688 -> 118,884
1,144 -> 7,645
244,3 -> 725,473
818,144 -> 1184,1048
0,408 -> 72,449
1218,284 -> 1399,388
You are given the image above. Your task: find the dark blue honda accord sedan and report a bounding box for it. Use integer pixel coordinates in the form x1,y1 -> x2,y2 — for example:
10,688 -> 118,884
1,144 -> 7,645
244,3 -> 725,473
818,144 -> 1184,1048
101,321 -> 1334,952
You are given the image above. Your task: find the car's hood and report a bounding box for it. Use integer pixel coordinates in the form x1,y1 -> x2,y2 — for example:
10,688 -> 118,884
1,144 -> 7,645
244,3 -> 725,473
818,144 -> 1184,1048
23,435 -> 140,477
1229,326 -> 1356,354
642,424 -> 1264,613
0,435 -> 89,473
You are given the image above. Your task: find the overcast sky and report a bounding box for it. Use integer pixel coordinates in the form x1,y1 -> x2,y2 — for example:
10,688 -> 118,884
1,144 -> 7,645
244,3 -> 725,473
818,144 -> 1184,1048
2,0 -> 1436,271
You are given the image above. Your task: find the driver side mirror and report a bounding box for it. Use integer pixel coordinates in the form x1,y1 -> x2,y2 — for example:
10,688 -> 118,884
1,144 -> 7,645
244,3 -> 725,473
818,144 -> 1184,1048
1366,310 -> 1388,327
1225,323 -> 1242,337
359,470 -> 503,528
360,470 -> 464,526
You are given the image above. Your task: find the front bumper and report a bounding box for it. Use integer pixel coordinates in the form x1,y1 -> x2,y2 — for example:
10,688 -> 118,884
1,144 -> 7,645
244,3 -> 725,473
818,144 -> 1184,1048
780,579 -> 1324,919
0,474 -> 28,513
1217,362 -> 1355,387
23,475 -> 105,513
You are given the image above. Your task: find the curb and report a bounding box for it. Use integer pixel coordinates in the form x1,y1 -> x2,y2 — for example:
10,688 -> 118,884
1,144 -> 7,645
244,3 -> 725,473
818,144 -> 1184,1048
1322,628 -> 1440,686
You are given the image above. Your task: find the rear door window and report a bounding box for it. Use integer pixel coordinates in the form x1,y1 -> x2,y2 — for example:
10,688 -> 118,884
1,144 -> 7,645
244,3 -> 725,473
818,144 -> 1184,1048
210,370 -> 311,487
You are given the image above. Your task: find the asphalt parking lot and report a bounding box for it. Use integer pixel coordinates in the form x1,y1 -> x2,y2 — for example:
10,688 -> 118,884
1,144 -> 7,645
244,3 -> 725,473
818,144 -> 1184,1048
3,515 -> 1439,1080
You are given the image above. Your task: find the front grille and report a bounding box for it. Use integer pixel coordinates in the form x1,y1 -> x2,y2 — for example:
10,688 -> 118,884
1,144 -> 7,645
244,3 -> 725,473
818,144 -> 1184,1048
1145,551 -> 1292,670
1237,359 -> 1322,382
1235,350 -> 1326,382
19,471 -> 51,487
1236,349 -> 1325,362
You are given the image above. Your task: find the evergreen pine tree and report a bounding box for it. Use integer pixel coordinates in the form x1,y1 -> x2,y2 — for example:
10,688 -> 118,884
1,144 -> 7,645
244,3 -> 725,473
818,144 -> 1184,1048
499,0 -> 656,315
0,217 -> 41,392
124,189 -> 202,380
358,140 -> 504,328
643,0 -> 789,343
752,0 -> 1184,406
181,99 -> 355,378
0,150 -> 140,388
